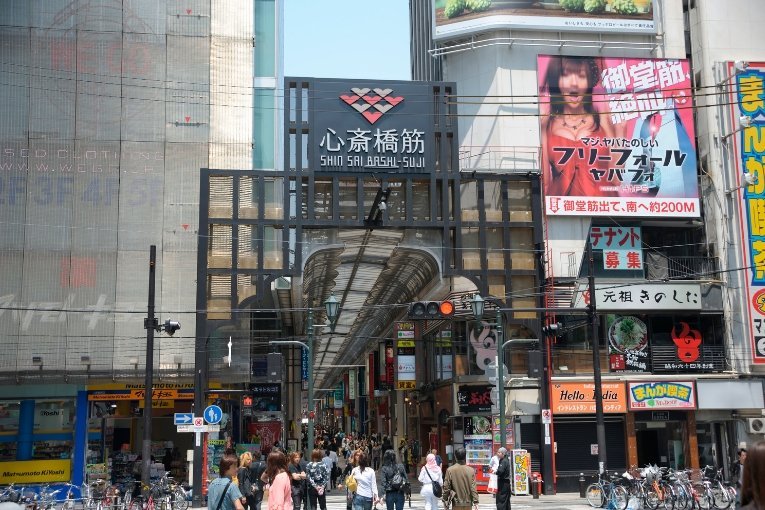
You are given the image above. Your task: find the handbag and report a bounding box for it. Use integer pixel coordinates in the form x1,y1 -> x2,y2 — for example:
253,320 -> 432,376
424,468 -> 442,498
345,473 -> 358,493
216,480 -> 233,510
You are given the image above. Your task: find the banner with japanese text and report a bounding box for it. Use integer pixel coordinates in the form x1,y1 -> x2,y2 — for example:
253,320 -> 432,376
539,55 -> 699,217
727,61 -> 765,364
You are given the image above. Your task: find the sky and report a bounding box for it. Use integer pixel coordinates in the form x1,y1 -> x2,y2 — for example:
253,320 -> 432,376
284,0 -> 411,81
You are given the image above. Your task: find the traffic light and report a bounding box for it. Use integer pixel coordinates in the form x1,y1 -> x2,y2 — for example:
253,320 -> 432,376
541,322 -> 563,336
408,300 -> 455,320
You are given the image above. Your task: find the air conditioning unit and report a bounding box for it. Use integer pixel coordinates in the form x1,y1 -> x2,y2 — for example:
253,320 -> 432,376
747,417 -> 765,434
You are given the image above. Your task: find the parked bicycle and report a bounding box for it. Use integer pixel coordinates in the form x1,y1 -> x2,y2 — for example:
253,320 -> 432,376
586,472 -> 629,510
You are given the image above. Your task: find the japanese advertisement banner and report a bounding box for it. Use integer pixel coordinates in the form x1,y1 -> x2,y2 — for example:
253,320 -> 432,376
590,226 -> 643,270
573,282 -> 702,311
539,55 -> 699,217
311,79 -> 433,174
458,384 -> 493,414
727,61 -> 765,364
396,321 -> 417,390
432,0 -> 656,41
628,381 -> 696,410
550,382 -> 626,414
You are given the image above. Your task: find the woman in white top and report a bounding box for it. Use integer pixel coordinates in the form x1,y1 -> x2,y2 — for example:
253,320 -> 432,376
418,453 -> 443,510
351,452 -> 379,510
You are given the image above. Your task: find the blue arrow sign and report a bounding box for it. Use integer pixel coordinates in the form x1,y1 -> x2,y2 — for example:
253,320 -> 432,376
174,413 -> 193,425
204,405 -> 223,425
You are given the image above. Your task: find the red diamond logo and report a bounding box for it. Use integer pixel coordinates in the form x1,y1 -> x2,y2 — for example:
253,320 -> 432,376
340,87 -> 404,124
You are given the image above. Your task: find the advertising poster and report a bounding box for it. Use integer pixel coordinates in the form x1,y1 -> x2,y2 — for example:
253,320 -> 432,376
246,421 -> 282,453
396,321 -> 417,390
511,450 -> 530,496
727,61 -> 765,364
606,314 -> 650,372
538,55 -> 699,217
432,0 -> 656,40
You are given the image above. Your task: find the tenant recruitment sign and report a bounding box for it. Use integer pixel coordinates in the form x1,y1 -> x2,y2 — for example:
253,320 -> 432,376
310,79 -> 436,174
538,55 -> 700,218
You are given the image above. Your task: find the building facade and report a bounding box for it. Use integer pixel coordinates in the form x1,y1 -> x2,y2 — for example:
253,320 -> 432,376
0,0 -> 281,487
411,0 -> 765,493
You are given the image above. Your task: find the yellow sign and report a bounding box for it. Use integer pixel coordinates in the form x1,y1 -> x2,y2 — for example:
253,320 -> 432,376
397,340 -> 415,348
88,389 -> 193,401
396,381 -> 416,390
0,459 -> 70,484
138,399 -> 175,409
88,383 -> 198,390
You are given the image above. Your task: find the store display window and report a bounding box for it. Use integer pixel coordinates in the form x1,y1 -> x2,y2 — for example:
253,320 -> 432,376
0,398 -> 75,461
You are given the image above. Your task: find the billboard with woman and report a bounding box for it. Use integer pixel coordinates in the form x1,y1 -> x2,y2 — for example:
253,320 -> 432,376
538,55 -> 700,218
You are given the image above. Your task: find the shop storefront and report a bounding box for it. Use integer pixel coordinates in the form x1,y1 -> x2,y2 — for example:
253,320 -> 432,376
550,381 -> 628,492
86,383 -> 196,487
0,384 -> 84,485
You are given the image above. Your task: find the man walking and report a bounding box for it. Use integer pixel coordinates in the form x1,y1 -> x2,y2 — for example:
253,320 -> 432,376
442,448 -> 478,510
494,448 -> 511,510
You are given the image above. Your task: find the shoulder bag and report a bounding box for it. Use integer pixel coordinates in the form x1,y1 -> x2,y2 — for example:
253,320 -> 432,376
424,469 -> 442,498
216,480 -> 233,510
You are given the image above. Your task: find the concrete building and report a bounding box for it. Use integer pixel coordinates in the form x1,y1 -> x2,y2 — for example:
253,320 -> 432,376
410,0 -> 765,492
0,0 -> 281,487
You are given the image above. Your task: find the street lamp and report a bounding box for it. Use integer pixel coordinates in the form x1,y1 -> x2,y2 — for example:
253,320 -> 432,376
471,293 -> 534,449
270,292 -> 339,463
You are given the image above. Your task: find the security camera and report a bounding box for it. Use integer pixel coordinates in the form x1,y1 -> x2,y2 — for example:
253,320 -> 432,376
162,319 -> 181,336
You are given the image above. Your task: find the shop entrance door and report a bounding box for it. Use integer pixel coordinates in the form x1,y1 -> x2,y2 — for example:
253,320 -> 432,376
636,429 -> 662,466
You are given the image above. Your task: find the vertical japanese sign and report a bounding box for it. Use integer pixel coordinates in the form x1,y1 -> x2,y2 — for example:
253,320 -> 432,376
349,369 -> 357,400
301,346 -> 308,390
729,61 -> 765,364
311,79 -> 433,174
334,385 -> 344,409
368,352 -> 376,395
384,340 -> 395,390
590,226 -> 643,270
538,55 -> 699,217
435,328 -> 453,379
396,321 -> 416,390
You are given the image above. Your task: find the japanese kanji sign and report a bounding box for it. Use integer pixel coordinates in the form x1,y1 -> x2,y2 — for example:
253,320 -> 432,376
590,226 -> 643,270
396,321 -> 416,390
728,61 -> 765,364
311,79 -> 434,174
457,384 -> 493,414
573,282 -> 702,311
628,381 -> 696,410
539,56 -> 700,218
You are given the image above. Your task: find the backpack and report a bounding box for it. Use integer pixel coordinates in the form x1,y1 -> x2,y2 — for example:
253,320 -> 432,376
250,461 -> 266,492
390,466 -> 407,491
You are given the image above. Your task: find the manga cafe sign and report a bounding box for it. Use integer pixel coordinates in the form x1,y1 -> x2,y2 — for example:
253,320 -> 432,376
310,79 -> 436,174
628,381 -> 696,410
573,282 -> 702,311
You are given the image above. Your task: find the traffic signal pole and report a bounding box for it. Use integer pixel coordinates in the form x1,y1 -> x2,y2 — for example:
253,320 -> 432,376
587,241 -> 608,474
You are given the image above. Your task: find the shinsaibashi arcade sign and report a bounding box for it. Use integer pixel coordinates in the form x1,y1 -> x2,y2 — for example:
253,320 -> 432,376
311,79 -> 435,173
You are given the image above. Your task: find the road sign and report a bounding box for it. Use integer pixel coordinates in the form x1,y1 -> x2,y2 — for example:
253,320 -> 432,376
193,417 -> 204,427
177,424 -> 220,433
174,413 -> 193,425
204,405 -> 223,424
541,409 -> 552,424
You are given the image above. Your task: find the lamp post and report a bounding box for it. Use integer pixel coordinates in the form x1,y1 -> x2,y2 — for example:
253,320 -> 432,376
471,293 -> 535,449
270,293 -> 339,460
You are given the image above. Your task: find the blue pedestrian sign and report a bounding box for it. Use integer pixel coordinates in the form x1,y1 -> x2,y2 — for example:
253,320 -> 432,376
204,405 -> 223,425
174,413 -> 194,425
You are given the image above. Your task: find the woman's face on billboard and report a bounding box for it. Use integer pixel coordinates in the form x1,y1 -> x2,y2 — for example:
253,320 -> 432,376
558,62 -> 590,109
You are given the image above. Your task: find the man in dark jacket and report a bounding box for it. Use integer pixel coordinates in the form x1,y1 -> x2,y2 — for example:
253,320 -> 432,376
494,448 -> 511,510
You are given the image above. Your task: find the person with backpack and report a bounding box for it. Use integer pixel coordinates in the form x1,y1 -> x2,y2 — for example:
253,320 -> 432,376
306,449 -> 329,510
208,454 -> 245,510
249,451 -> 267,510
381,450 -> 407,510
418,453 -> 443,510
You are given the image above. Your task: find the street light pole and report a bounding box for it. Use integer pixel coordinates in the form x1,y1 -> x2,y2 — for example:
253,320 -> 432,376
587,241 -> 608,474
142,245 -> 156,487
495,308 -> 506,447
307,309 -> 314,457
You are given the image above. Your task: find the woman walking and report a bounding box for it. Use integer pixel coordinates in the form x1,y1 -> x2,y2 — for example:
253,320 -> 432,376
306,449 -> 329,510
381,450 -> 407,510
264,451 -> 292,510
350,452 -> 379,510
418,454 -> 443,510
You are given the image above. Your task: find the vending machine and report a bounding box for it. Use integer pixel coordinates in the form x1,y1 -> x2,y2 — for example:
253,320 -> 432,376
463,416 -> 493,492
510,449 -> 531,495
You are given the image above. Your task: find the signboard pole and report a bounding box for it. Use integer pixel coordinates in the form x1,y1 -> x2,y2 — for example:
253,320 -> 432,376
587,240 -> 608,474
142,246 -> 156,488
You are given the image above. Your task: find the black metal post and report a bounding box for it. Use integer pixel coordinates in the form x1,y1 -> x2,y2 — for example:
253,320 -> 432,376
142,245 -> 156,486
587,241 -> 608,474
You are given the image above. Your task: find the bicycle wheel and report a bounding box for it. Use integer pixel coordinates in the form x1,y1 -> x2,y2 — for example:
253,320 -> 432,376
673,484 -> 691,510
127,496 -> 145,510
171,489 -> 188,510
645,486 -> 662,510
711,484 -> 732,509
586,483 -> 606,508
612,485 -> 629,510
696,488 -> 713,510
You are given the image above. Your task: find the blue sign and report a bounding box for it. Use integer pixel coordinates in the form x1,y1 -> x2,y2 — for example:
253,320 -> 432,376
204,405 -> 223,425
174,413 -> 193,425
